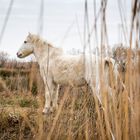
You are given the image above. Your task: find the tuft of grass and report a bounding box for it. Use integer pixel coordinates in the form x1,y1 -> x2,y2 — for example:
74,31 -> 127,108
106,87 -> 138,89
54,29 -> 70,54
0,96 -> 15,107
19,98 -> 39,108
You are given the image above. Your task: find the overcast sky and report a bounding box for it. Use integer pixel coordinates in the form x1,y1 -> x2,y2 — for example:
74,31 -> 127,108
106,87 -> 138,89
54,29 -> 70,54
0,0 -> 131,60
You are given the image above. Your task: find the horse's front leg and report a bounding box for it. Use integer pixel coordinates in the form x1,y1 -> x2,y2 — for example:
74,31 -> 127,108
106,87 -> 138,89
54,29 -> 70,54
51,84 -> 60,111
43,80 -> 58,114
42,84 -> 51,114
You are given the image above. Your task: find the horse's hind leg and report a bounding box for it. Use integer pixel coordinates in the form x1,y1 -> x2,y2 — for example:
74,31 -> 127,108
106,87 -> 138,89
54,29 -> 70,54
43,82 -> 59,114
51,84 -> 60,111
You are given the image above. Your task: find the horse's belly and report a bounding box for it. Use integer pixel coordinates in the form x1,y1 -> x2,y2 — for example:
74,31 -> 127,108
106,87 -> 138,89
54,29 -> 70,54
52,55 -> 86,86
53,72 -> 86,87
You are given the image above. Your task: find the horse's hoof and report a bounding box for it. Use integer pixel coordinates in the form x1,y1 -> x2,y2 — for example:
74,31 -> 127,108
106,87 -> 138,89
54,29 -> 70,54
50,104 -> 58,112
42,107 -> 50,115
54,104 -> 58,110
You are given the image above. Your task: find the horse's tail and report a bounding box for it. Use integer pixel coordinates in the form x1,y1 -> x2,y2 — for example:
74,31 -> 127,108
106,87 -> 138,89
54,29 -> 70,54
104,57 -> 119,89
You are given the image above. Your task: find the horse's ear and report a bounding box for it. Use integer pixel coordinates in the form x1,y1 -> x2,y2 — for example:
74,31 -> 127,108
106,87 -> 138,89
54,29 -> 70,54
28,32 -> 31,36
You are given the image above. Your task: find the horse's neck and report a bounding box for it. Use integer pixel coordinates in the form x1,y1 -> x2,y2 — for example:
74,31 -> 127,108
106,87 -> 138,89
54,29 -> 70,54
33,44 -> 62,66
33,46 -> 47,64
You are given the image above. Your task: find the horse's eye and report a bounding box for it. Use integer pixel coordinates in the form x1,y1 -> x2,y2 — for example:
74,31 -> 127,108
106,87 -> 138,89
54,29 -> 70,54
24,41 -> 27,43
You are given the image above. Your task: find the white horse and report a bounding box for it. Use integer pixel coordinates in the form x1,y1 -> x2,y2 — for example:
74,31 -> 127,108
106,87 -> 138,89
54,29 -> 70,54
17,33 -> 118,114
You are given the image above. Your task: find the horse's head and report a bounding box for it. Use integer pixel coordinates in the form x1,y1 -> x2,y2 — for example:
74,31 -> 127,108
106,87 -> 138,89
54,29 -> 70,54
17,33 -> 35,58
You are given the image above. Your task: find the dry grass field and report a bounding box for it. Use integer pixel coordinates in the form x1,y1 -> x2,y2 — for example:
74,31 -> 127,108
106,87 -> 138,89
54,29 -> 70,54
0,45 -> 140,140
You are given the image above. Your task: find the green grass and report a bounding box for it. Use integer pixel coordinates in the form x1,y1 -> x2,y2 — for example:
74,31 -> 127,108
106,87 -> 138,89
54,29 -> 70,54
19,98 -> 39,108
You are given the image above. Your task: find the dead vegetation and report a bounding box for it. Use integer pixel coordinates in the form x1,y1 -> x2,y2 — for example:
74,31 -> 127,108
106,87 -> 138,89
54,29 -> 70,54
0,0 -> 139,139
0,49 -> 139,139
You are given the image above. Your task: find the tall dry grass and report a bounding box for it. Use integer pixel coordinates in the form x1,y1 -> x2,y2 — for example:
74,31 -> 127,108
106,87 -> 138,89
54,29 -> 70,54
0,0 -> 139,140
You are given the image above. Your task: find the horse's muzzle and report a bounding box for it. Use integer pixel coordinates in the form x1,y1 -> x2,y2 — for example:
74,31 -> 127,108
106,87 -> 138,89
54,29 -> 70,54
17,52 -> 22,58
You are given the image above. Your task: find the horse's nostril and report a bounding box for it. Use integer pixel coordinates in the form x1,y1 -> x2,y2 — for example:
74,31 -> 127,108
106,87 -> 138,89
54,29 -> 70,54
17,52 -> 22,57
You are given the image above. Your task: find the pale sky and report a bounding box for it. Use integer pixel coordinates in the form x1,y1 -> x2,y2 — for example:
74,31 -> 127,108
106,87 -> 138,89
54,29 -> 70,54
0,0 -> 131,60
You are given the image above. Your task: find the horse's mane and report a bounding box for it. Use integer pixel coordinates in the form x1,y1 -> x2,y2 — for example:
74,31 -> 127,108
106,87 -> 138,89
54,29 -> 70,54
29,34 -> 63,57
28,34 -> 53,48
